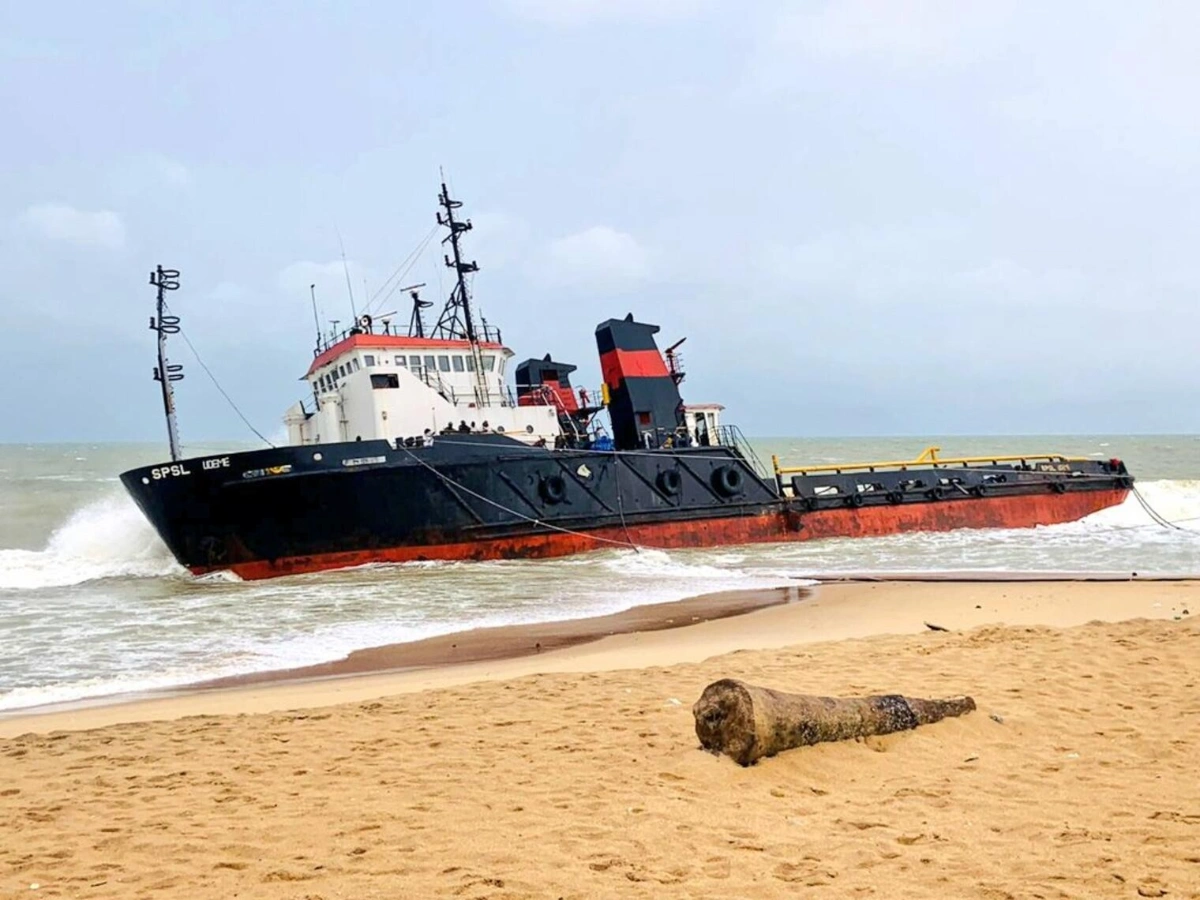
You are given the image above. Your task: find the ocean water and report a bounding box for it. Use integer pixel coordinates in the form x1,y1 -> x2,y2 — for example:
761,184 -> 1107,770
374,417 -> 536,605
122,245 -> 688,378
1,435 -> 1197,713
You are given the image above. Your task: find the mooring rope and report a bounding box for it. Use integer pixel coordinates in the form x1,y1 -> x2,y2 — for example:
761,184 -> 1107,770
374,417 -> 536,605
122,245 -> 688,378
395,442 -> 652,551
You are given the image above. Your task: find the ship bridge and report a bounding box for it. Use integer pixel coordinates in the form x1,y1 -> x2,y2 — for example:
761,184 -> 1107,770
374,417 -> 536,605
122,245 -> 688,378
285,329 -> 564,446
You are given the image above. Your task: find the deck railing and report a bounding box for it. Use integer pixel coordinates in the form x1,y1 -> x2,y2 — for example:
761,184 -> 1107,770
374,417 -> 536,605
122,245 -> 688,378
718,425 -> 770,478
772,445 -> 1089,477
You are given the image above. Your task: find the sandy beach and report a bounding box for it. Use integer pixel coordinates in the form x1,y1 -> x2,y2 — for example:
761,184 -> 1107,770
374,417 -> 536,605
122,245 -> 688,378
3,580 -> 1198,898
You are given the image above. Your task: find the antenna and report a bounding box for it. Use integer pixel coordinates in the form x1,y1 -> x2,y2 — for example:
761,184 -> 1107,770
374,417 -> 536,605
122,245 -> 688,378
148,264 -> 184,462
309,283 -> 322,351
329,318 -> 341,341
335,225 -> 358,322
404,282 -> 431,338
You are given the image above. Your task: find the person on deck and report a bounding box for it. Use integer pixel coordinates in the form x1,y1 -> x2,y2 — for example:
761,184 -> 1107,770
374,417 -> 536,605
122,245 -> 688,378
457,420 -> 470,433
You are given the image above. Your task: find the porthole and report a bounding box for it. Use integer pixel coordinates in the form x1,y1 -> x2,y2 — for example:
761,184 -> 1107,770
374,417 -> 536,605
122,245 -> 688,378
313,452 -> 323,461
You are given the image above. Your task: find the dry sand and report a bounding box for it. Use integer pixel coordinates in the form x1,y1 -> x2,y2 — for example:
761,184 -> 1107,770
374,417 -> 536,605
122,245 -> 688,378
2,580 -> 1198,898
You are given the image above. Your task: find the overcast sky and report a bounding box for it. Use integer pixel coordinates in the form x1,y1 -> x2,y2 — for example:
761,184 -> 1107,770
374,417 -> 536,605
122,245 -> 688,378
2,0 -> 1198,444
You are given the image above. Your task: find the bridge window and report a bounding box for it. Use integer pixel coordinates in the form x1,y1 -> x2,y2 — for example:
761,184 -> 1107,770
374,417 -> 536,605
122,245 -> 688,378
351,358 -> 360,372
371,373 -> 399,389
409,355 -> 421,369
438,355 -> 451,372
452,356 -> 465,372
465,356 -> 476,372
395,355 -> 407,367
364,354 -> 376,367
483,355 -> 496,372
424,355 -> 436,371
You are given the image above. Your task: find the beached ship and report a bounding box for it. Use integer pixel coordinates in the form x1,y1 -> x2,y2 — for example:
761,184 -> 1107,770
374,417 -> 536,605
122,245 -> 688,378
121,184 -> 1134,580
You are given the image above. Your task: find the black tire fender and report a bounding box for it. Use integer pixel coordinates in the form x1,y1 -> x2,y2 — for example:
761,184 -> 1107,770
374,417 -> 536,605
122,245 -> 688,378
712,465 -> 744,497
540,474 -> 566,504
657,468 -> 682,496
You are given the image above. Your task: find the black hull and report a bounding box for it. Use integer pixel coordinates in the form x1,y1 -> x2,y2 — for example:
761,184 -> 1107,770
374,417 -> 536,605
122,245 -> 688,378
120,435 -> 1133,580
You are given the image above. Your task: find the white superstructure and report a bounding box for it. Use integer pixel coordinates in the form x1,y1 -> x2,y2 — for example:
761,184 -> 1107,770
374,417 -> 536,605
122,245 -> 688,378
283,332 -> 563,446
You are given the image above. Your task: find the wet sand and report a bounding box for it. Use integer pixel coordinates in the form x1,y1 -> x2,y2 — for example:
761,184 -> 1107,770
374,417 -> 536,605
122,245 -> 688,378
199,583 -> 809,687
2,580 -> 1198,898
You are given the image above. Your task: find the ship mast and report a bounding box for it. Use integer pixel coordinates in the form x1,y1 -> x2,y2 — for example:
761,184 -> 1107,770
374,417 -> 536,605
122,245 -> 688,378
432,181 -> 490,406
148,265 -> 184,461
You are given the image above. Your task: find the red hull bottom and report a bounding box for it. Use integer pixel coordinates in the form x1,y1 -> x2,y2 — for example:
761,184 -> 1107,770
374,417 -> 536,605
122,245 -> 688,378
203,489 -> 1130,581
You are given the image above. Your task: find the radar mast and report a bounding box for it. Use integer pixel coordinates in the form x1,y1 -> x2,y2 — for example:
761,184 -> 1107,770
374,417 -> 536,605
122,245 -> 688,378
149,265 -> 184,461
432,180 -> 492,406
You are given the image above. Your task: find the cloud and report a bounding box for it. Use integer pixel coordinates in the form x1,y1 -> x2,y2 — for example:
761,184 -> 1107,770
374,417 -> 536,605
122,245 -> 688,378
465,211 -> 531,269
755,0 -> 1014,77
539,226 -> 650,289
19,203 -> 126,249
503,0 -> 704,25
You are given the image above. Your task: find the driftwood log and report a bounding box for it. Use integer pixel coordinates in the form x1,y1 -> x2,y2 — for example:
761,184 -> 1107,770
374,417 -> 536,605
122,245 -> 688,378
693,678 -> 976,766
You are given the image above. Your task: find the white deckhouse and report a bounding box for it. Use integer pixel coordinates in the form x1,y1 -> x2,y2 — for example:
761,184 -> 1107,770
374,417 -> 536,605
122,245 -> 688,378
284,330 -> 560,446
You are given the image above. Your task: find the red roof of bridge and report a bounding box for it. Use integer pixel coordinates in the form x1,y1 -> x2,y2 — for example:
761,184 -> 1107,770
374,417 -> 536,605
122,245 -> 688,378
306,334 -> 508,376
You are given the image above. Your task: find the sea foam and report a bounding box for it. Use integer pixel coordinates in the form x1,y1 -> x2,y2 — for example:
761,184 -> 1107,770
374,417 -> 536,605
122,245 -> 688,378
0,493 -> 181,591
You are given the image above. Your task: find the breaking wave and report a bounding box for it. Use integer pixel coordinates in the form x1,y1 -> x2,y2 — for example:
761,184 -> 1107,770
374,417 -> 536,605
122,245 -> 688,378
1082,479 -> 1200,529
0,493 -> 181,591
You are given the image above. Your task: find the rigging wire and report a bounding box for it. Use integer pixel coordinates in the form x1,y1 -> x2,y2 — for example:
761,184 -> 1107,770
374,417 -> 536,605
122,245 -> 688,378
395,441 -> 652,552
166,302 -> 275,448
362,224 -> 440,319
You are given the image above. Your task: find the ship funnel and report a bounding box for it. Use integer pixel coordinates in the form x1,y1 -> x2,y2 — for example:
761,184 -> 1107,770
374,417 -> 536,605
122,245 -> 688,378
595,315 -> 684,450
